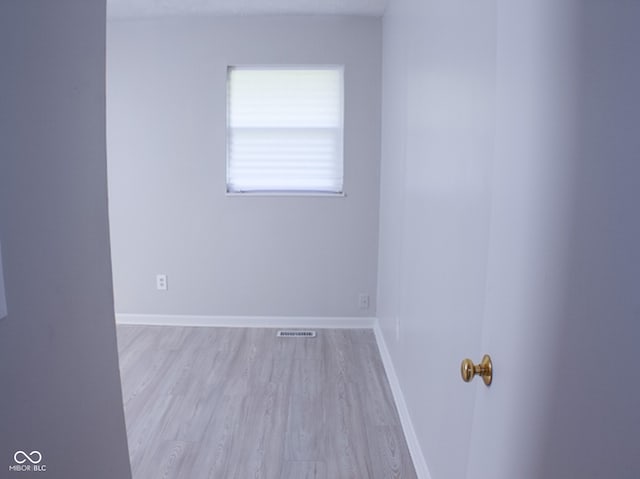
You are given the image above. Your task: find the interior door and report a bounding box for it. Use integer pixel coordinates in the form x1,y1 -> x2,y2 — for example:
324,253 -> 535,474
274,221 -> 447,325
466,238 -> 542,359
465,1 -> 640,478
386,1 -> 498,478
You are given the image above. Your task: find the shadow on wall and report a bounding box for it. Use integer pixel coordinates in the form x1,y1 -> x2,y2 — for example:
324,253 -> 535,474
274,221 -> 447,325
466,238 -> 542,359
537,1 -> 640,476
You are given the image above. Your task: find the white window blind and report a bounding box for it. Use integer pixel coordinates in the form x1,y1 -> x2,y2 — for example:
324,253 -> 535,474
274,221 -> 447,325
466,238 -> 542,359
227,66 -> 344,194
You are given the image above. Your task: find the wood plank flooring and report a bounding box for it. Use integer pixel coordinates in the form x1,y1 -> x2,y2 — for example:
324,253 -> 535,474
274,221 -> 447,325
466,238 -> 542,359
116,326 -> 417,479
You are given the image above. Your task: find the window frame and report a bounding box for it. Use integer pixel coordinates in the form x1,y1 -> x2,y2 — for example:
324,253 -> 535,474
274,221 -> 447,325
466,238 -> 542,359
225,64 -> 346,197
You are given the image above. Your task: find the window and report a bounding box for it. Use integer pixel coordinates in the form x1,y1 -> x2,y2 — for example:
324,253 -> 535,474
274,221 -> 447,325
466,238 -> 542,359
226,66 -> 344,194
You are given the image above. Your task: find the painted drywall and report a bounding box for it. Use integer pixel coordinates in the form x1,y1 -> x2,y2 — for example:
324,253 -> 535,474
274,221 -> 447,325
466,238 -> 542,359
0,2 -> 132,478
377,1 -> 496,478
379,0 -> 640,478
107,16 -> 382,318
0,242 -> 7,320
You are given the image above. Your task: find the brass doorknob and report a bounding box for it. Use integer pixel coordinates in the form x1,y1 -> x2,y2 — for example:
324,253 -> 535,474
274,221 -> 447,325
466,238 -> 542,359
461,354 -> 493,386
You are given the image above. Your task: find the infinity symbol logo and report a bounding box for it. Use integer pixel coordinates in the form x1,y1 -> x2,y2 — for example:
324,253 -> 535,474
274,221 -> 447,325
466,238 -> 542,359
14,450 -> 42,464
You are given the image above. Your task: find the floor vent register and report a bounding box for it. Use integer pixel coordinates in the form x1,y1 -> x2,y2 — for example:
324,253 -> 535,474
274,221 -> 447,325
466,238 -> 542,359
276,330 -> 317,338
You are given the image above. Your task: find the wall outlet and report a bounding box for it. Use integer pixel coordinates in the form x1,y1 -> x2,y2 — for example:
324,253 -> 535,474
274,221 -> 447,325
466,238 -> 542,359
358,293 -> 370,310
156,274 -> 168,291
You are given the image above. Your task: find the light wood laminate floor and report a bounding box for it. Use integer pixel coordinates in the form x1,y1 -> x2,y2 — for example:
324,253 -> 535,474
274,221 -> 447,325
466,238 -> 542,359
116,326 -> 417,479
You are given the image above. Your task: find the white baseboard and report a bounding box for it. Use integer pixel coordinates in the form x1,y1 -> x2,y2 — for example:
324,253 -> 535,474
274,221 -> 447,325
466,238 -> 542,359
116,313 -> 376,329
373,322 -> 432,479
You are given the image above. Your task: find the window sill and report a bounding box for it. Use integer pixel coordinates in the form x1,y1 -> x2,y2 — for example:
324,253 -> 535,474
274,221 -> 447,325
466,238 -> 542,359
225,191 -> 346,198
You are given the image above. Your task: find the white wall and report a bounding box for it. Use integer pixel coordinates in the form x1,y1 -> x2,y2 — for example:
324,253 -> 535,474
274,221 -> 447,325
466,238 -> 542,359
378,1 -> 496,478
0,1 -> 132,477
107,16 -> 382,318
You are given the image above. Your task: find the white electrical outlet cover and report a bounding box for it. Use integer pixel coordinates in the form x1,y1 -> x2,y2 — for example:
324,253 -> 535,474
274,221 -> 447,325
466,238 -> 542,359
0,242 -> 7,320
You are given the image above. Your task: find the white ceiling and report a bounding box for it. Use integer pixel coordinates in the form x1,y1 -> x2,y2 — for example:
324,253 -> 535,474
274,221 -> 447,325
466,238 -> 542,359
107,0 -> 388,19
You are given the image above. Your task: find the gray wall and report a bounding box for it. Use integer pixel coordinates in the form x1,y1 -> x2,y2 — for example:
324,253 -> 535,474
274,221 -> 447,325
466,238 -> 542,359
107,16 -> 382,318
0,243 -> 6,319
0,1 -> 132,478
